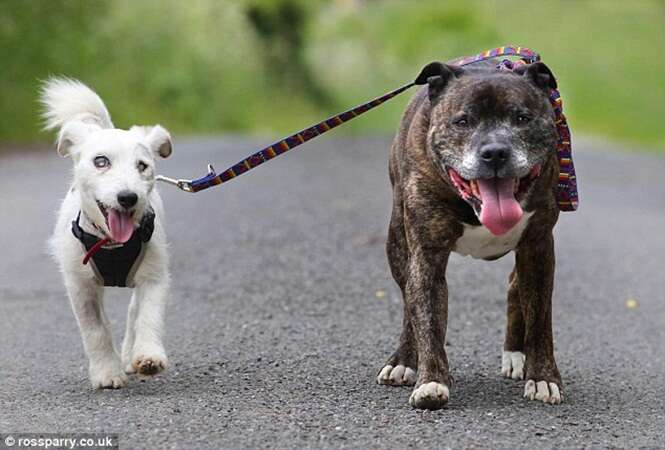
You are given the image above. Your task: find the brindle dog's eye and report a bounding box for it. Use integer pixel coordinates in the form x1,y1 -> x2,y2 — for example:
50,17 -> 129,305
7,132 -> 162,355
137,161 -> 149,172
453,115 -> 470,127
516,114 -> 532,124
93,156 -> 110,168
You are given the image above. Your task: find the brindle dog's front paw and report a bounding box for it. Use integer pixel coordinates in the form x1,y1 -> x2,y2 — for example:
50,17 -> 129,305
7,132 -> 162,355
377,345 -> 418,386
524,379 -> 563,404
377,364 -> 417,386
409,382 -> 450,410
501,351 -> 525,380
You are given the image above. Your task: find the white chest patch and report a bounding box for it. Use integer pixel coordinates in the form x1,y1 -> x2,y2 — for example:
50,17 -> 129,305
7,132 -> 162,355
453,212 -> 534,259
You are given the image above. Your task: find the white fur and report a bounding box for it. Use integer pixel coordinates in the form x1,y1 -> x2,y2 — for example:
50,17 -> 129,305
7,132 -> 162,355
524,379 -> 562,404
40,78 -> 114,131
377,364 -> 417,386
501,350 -> 525,380
41,77 -> 172,389
409,382 -> 450,409
453,211 -> 534,259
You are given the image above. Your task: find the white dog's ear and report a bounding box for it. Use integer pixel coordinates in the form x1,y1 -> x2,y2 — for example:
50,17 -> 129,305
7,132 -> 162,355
56,121 -> 99,157
145,125 -> 173,158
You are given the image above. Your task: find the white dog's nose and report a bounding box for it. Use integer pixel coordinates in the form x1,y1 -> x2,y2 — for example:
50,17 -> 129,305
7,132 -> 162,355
117,190 -> 138,209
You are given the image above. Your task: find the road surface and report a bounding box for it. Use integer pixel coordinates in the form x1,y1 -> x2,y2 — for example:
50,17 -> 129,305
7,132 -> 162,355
1,136 -> 664,449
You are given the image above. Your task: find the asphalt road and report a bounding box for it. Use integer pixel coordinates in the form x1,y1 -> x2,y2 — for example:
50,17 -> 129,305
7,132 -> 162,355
1,136 -> 664,449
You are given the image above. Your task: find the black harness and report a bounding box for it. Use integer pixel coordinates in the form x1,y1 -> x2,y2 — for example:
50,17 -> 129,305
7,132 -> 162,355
71,210 -> 155,287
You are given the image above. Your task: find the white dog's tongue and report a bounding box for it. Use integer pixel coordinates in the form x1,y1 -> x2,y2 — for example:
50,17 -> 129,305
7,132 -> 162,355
107,208 -> 135,243
477,178 -> 523,236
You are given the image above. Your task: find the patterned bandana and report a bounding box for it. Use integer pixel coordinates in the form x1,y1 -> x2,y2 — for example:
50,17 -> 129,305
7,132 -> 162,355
494,58 -> 578,211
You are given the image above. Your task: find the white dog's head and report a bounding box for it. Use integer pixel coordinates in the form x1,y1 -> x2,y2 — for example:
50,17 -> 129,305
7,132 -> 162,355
58,123 -> 172,242
41,77 -> 173,243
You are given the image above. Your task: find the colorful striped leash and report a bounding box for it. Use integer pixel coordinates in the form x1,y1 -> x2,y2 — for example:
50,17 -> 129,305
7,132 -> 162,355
157,45 -> 578,211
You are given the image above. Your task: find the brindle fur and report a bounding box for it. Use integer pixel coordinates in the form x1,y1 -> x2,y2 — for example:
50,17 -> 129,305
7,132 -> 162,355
382,61 -> 562,409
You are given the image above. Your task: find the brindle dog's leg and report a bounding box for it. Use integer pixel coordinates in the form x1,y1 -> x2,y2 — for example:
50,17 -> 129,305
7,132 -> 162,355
501,267 -> 526,380
404,242 -> 452,410
399,200 -> 459,410
516,231 -> 563,404
377,202 -> 418,386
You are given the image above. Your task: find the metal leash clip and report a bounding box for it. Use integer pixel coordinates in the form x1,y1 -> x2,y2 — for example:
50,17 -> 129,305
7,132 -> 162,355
156,164 -> 218,193
155,174 -> 194,193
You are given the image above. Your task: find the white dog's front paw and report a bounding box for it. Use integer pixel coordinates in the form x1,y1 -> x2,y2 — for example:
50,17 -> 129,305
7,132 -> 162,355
123,361 -> 137,375
409,382 -> 450,410
131,349 -> 168,376
89,360 -> 128,389
501,351 -> 525,380
524,379 -> 563,405
377,364 -> 417,386
121,343 -> 136,374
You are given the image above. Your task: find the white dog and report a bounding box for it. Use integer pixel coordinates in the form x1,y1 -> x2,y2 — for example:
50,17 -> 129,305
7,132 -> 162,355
41,78 -> 172,389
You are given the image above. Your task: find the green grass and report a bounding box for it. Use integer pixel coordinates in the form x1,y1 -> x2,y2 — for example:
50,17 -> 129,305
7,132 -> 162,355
1,0 -> 663,151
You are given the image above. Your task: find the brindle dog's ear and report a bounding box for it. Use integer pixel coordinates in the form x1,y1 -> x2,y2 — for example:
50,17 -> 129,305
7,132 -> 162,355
522,62 -> 558,91
414,62 -> 464,101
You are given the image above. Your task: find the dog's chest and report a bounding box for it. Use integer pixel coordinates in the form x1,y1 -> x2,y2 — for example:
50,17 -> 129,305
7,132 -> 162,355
453,212 -> 534,260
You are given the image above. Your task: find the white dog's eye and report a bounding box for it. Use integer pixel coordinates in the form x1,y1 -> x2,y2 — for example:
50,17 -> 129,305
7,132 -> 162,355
137,161 -> 149,172
93,156 -> 110,168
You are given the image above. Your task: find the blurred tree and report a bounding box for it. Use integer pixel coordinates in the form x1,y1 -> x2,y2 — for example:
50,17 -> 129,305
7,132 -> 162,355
0,0 -> 663,148
245,0 -> 333,108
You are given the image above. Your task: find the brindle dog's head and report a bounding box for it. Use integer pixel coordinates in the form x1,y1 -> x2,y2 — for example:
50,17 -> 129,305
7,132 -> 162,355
415,61 -> 558,235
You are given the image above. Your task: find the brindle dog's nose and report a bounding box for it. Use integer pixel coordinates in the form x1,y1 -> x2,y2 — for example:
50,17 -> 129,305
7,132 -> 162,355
117,190 -> 138,209
479,143 -> 510,171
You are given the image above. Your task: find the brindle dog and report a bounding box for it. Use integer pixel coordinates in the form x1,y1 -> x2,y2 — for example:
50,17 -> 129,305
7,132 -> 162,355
377,60 -> 563,409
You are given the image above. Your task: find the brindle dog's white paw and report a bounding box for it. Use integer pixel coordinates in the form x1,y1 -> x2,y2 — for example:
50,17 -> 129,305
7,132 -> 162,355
524,379 -> 563,404
377,364 -> 417,386
89,361 -> 128,389
501,351 -> 525,380
409,382 -> 450,410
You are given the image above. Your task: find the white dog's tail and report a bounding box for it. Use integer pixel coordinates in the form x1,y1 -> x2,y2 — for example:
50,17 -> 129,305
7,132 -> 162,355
40,77 -> 114,131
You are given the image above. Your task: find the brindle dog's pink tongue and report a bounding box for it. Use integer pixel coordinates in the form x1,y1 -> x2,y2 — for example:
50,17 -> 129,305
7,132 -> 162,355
107,208 -> 135,243
477,178 -> 523,236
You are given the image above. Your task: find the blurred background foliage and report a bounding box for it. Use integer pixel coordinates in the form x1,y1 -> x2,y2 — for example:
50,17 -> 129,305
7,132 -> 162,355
1,0 -> 664,150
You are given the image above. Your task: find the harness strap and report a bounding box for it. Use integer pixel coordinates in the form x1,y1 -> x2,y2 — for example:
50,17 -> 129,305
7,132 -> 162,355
83,237 -> 112,265
72,210 -> 156,287
157,45 -> 577,211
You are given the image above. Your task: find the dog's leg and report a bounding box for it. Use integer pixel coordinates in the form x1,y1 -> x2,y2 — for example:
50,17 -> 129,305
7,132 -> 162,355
405,246 -> 452,410
377,205 -> 418,386
501,267 -> 526,380
65,276 -> 127,389
121,292 -> 139,374
387,193 -> 459,410
516,232 -> 563,404
130,281 -> 169,376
